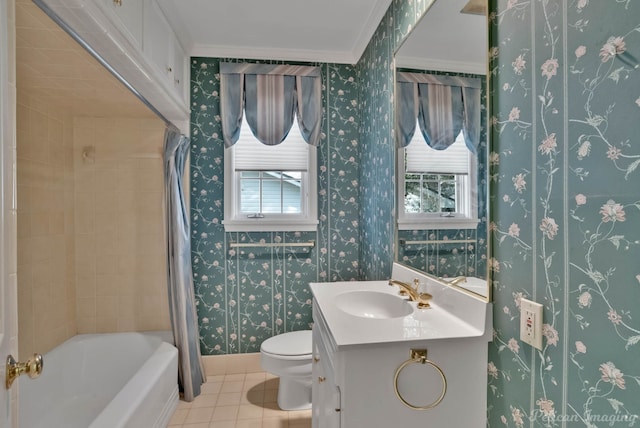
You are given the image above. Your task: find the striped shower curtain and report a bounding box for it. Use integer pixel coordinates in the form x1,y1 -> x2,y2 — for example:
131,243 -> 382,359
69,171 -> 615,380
164,128 -> 206,402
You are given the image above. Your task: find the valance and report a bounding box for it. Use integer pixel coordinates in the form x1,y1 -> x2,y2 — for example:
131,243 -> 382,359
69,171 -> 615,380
221,63 -> 322,148
396,72 -> 481,154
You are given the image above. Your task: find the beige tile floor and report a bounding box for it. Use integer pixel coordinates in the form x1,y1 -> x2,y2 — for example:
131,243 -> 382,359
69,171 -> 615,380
168,372 -> 312,428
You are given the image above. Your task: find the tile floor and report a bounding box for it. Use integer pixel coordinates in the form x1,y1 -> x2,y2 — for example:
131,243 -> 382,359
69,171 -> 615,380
168,372 -> 312,428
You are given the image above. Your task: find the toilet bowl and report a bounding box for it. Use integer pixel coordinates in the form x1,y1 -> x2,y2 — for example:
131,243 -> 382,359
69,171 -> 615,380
260,330 -> 313,411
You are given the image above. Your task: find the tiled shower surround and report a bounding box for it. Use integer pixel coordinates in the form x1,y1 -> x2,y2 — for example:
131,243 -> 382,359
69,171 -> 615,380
14,0 -> 170,360
16,110 -> 171,357
16,93 -> 76,357
72,117 -> 170,334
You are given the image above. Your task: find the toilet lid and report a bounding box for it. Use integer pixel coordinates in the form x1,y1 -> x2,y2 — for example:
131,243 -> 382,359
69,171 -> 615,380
261,330 -> 312,356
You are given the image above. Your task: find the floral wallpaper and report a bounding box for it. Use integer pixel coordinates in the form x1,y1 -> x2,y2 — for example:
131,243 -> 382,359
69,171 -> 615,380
190,58 -> 360,354
398,228 -> 483,279
357,0 -> 437,280
488,0 -> 640,426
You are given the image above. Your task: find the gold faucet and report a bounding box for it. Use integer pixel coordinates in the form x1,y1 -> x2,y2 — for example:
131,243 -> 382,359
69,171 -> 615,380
389,279 -> 432,309
445,276 -> 467,287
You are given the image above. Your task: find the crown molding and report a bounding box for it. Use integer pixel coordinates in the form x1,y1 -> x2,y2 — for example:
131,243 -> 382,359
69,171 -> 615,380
395,57 -> 486,75
350,0 -> 394,63
191,44 -> 357,65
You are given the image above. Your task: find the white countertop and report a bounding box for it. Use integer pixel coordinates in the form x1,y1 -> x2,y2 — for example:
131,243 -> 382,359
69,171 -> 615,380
310,280 -> 488,349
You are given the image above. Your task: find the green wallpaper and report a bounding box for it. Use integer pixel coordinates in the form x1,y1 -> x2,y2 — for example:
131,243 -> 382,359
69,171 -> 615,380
190,59 -> 360,354
357,0 -> 437,280
488,0 -> 640,425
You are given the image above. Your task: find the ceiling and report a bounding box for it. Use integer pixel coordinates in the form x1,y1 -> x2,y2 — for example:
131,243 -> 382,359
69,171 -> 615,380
15,0 -> 484,120
395,0 -> 487,74
156,0 -> 393,64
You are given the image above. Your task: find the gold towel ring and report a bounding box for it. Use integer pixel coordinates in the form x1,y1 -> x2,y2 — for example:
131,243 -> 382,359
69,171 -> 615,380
393,349 -> 447,410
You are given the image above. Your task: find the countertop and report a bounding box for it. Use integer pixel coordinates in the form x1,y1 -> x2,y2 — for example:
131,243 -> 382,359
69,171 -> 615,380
310,280 -> 488,349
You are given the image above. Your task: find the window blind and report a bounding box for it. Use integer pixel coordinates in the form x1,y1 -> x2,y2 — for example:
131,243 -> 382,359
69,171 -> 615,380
234,116 -> 309,171
406,129 -> 470,174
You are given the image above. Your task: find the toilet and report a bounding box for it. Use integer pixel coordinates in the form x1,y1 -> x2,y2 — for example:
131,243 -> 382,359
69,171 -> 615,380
260,330 -> 313,411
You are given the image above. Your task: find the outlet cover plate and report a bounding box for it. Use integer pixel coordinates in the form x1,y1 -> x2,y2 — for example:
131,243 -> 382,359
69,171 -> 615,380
520,298 -> 543,350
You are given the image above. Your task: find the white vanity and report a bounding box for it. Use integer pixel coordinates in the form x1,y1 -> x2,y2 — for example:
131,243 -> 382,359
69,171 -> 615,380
310,263 -> 492,428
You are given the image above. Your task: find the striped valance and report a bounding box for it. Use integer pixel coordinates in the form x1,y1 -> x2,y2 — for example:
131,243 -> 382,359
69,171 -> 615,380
396,72 -> 482,154
220,63 -> 322,149
220,62 -> 321,77
397,71 -> 481,89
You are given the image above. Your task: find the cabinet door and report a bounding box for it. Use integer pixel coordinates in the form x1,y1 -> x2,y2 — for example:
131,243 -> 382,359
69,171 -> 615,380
323,375 -> 341,427
312,329 -> 325,427
171,39 -> 186,102
143,0 -> 172,78
99,0 -> 143,48
312,358 -> 325,426
312,327 -> 341,428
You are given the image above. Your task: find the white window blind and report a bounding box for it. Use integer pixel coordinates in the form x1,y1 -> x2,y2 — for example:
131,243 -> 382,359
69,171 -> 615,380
234,116 -> 309,171
406,129 -> 471,174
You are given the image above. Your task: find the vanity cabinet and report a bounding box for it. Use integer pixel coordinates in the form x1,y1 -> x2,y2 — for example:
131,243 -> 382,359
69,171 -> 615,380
310,268 -> 493,428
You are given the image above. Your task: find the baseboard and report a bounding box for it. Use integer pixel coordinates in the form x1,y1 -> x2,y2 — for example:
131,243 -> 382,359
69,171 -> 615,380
202,353 -> 263,376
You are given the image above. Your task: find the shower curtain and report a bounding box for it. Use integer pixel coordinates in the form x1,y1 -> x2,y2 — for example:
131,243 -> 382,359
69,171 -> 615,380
164,128 -> 205,402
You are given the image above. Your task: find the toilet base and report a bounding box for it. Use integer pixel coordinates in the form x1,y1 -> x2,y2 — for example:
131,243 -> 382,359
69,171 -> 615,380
276,376 -> 312,411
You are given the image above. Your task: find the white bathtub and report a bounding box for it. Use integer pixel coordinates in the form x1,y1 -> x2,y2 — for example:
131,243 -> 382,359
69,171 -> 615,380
19,332 -> 179,428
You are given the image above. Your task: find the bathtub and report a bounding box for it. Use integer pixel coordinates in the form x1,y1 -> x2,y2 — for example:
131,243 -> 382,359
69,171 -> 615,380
19,331 -> 179,428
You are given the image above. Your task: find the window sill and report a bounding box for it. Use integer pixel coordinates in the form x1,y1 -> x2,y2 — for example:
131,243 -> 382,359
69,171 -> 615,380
397,217 -> 479,231
223,219 -> 319,232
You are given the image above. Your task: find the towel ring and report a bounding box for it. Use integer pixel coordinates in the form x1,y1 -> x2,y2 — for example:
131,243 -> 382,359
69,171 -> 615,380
393,349 -> 447,410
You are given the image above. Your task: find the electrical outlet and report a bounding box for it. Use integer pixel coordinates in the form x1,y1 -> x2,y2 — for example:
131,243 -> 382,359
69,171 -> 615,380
520,298 -> 543,350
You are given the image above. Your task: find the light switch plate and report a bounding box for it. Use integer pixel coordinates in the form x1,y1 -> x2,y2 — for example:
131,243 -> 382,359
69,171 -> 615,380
520,298 -> 543,350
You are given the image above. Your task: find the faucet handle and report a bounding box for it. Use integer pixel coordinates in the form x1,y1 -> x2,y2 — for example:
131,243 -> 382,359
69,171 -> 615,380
419,292 -> 433,301
416,292 -> 432,309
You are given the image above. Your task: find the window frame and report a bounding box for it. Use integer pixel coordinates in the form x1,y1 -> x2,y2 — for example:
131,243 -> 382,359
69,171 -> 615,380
397,134 -> 479,231
223,126 -> 318,232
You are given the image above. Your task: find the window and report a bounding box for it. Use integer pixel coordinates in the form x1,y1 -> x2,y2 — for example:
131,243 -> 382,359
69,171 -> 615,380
397,125 -> 478,230
223,116 -> 318,232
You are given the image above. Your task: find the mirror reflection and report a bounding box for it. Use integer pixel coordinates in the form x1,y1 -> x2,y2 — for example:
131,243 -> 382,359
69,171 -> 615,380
394,0 -> 489,299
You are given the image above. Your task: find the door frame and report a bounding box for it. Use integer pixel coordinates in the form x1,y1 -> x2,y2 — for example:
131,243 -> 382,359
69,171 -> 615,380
0,0 -> 19,426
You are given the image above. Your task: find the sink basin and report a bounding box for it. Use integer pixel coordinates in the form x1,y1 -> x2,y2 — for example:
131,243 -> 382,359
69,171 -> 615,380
334,291 -> 413,319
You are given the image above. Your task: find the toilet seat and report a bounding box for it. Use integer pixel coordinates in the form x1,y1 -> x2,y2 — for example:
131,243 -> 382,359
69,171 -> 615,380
261,330 -> 312,357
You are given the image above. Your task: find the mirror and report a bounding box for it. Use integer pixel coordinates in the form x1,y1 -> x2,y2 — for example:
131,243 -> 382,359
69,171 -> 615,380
393,0 -> 489,300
